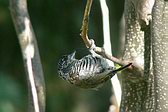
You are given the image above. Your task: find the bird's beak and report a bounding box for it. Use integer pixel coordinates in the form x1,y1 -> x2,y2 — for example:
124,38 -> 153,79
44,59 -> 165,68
70,51 -> 76,59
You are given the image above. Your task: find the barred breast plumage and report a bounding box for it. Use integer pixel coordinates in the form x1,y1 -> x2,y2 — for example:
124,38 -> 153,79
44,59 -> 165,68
58,51 -> 131,88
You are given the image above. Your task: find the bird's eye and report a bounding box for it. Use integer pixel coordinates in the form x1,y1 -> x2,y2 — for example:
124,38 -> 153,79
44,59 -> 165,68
63,56 -> 68,60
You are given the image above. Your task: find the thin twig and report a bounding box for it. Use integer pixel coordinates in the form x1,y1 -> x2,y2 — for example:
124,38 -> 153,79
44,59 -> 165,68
80,0 -> 93,48
10,0 -> 45,112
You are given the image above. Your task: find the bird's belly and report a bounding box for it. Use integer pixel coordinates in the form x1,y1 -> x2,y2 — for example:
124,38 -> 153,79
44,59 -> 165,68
68,70 -> 111,88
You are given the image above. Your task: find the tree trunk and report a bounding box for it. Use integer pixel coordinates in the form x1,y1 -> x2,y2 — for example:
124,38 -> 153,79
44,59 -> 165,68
120,0 -> 147,111
152,0 -> 168,111
120,0 -> 168,111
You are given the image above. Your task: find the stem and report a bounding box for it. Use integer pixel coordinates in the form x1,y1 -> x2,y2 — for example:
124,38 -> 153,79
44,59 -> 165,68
81,0 -> 93,48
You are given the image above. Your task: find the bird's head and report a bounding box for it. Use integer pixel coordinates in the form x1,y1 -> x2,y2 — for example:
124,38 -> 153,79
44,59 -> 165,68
58,51 -> 76,79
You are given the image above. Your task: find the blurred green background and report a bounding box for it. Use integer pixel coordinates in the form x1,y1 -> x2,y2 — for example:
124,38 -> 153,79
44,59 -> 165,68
0,0 -> 124,112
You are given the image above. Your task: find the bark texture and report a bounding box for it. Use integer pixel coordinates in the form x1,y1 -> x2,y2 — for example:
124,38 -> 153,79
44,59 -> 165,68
152,0 -> 168,111
121,0 -> 168,111
120,1 -> 146,111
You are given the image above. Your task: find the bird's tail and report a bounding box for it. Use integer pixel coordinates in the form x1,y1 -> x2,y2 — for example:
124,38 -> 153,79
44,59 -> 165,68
112,63 -> 132,73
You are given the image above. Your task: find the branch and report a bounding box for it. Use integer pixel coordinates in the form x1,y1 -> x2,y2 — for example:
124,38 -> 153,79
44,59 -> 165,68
10,0 -> 45,112
80,0 -> 93,48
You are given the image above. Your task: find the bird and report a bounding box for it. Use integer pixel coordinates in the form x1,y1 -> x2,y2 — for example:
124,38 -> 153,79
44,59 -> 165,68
57,51 -> 131,89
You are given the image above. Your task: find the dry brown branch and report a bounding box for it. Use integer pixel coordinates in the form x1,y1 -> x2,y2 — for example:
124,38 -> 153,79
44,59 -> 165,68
80,0 -> 93,48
